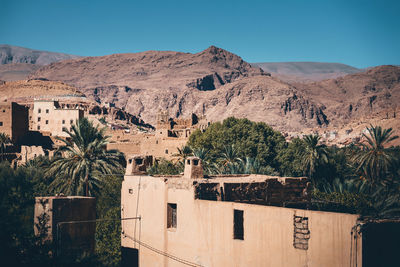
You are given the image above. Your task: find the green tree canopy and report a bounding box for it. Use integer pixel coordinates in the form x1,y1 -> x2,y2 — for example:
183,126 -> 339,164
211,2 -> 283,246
188,117 -> 286,169
46,118 -> 124,196
352,125 -> 399,183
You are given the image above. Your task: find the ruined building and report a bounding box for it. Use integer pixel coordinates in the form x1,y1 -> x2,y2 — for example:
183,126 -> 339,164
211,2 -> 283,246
121,156 -> 400,267
108,110 -> 209,161
0,101 -> 29,143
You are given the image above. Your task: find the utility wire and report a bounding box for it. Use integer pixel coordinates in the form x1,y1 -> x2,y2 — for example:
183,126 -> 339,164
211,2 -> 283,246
124,233 -> 204,267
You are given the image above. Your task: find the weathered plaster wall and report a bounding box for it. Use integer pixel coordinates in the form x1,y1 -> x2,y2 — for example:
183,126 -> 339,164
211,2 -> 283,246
32,101 -> 83,137
121,176 -> 361,267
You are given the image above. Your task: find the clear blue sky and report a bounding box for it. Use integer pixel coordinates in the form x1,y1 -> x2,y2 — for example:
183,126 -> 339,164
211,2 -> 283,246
1,0 -> 399,68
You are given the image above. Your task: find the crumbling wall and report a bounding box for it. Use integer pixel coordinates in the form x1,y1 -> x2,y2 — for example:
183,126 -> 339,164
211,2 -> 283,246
194,178 -> 311,206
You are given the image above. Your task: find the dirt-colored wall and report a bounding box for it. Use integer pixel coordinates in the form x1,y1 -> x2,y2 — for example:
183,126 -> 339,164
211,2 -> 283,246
0,102 -> 28,143
0,102 -> 12,139
121,176 -> 362,267
33,101 -> 83,137
108,134 -> 187,161
11,102 -> 29,143
20,145 -> 45,164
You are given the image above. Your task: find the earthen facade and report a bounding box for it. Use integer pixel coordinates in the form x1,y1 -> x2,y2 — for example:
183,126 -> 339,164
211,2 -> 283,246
32,100 -> 84,137
121,157 -> 364,267
0,101 -> 29,143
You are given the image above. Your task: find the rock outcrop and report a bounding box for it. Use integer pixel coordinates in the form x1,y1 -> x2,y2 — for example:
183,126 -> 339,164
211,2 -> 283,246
293,65 -> 400,127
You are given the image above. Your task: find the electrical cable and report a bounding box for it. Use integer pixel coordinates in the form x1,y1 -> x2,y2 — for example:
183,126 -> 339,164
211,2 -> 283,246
124,233 -> 204,267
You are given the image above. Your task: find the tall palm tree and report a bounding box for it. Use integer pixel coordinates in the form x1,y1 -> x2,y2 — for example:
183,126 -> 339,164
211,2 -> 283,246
46,118 -> 123,196
219,144 -> 240,167
172,145 -> 192,163
0,133 -> 11,161
352,125 -> 399,183
301,134 -> 328,180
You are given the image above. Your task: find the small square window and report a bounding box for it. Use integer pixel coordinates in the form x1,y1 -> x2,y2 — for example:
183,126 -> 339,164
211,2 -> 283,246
0,122 -> 3,126
70,120 -> 73,124
128,189 -> 133,194
167,203 -> 177,229
193,159 -> 199,166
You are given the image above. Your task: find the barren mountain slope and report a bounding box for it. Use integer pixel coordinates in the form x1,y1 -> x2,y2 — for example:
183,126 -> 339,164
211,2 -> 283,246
180,75 -> 329,131
293,65 -> 400,127
29,46 -> 399,132
31,46 -> 292,123
0,79 -> 84,102
0,45 -> 79,65
253,62 -> 361,82
0,63 -> 41,81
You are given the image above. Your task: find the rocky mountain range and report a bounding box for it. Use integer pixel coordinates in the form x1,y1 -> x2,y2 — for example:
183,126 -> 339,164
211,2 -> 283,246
1,45 -> 398,133
28,46 -> 334,130
0,45 -> 79,65
0,45 -> 80,81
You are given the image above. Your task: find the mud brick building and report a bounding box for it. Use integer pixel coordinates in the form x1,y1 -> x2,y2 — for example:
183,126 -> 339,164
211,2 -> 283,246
0,101 -> 29,143
32,100 -> 84,137
121,156 -> 400,267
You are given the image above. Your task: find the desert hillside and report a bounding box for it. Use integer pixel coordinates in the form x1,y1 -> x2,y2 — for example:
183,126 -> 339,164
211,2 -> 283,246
0,44 -> 79,65
0,79 -> 84,102
252,62 -> 361,82
293,65 -> 400,127
29,46 -> 331,130
21,46 -> 400,133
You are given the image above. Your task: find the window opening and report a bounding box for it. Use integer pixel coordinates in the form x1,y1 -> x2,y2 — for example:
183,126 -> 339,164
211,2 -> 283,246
234,209 -> 244,240
167,203 -> 177,229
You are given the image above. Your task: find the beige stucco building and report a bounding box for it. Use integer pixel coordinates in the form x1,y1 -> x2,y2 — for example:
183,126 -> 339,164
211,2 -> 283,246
121,157 -> 367,267
32,100 -> 84,137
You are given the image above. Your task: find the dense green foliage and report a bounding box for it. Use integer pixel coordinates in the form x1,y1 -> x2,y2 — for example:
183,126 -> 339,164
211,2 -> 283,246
188,117 -> 286,170
46,118 -> 124,196
0,118 -> 125,266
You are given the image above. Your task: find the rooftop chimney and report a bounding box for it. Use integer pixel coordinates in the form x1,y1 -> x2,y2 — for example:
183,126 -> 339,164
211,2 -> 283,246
184,156 -> 204,179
